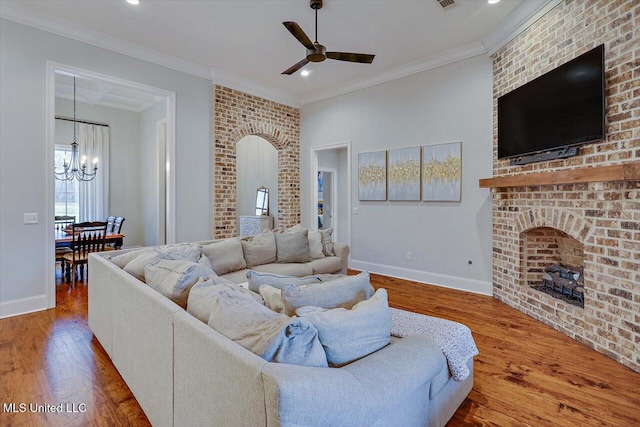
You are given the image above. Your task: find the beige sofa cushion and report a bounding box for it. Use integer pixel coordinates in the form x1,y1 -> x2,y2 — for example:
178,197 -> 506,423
123,251 -> 163,282
110,248 -> 154,269
281,271 -> 374,317
241,230 -> 277,268
320,228 -> 334,256
297,288 -> 391,366
208,290 -> 328,367
275,229 -> 311,263
309,257 -> 343,274
144,259 -> 216,309
202,238 -> 247,275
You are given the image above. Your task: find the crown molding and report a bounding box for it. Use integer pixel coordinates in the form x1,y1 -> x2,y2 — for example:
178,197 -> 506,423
481,0 -> 563,56
300,41 -> 487,105
0,2 -> 213,81
212,69 -> 300,108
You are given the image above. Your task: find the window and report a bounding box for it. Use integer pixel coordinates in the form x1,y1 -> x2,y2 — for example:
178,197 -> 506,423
54,146 -> 79,219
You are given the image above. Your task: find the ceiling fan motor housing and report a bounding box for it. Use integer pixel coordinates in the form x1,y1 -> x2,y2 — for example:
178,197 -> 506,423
310,0 -> 323,10
307,43 -> 326,62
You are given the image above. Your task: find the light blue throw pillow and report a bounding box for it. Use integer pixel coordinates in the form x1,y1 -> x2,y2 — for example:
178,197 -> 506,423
297,288 -> 391,367
246,270 -> 322,293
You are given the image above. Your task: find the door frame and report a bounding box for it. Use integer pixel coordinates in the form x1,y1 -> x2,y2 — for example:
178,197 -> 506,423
309,142 -> 351,250
45,61 -> 177,308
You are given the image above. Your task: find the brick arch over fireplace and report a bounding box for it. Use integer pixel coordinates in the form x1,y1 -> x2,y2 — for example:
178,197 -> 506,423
513,208 -> 594,245
214,86 -> 300,238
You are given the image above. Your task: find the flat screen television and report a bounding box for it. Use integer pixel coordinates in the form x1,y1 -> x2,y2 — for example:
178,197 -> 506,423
497,44 -> 604,160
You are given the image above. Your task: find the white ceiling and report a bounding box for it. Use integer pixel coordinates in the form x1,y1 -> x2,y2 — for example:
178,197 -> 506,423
1,0 -> 557,106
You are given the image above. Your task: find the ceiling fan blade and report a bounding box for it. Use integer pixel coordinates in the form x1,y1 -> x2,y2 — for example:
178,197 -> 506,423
282,58 -> 310,75
326,52 -> 375,64
283,22 -> 315,51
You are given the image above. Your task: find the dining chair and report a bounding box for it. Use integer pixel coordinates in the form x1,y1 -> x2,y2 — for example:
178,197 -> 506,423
62,221 -> 107,288
55,215 -> 76,231
104,216 -> 125,250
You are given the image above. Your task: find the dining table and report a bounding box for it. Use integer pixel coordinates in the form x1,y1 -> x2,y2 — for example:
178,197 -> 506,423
55,228 -> 125,249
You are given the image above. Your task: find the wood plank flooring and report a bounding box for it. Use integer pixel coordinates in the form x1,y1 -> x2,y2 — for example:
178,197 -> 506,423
366,272 -> 640,427
1,270 -> 638,426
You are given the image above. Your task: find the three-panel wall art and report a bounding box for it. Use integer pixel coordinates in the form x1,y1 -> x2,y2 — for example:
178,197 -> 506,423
358,142 -> 462,202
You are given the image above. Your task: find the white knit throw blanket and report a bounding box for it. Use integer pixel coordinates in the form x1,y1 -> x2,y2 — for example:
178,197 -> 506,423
390,308 -> 479,381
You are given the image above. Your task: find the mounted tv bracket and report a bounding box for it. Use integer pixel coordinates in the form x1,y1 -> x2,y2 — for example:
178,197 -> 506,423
510,146 -> 579,166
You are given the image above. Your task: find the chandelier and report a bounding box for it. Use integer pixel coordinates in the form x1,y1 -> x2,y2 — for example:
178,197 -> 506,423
55,77 -> 98,182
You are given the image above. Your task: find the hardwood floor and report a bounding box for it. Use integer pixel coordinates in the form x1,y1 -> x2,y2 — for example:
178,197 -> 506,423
0,270 -> 149,426
1,270 -> 638,426
366,273 -> 640,427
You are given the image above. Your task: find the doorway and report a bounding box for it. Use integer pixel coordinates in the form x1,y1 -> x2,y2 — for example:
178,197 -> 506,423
310,143 -> 351,248
46,62 -> 176,308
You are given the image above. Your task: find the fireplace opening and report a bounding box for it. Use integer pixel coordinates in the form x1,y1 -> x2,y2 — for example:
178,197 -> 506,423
521,227 -> 585,308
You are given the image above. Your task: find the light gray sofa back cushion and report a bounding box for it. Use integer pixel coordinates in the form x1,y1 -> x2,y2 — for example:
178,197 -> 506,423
208,290 -> 328,367
246,270 -> 322,293
202,238 -> 247,275
144,259 -> 216,309
281,271 -> 374,317
241,230 -> 277,268
187,275 -> 264,323
274,229 -> 311,263
297,288 -> 391,366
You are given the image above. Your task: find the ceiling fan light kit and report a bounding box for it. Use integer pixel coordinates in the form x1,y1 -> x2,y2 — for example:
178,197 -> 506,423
282,0 -> 375,75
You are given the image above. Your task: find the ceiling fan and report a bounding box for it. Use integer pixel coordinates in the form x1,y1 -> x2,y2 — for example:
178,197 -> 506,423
281,0 -> 375,75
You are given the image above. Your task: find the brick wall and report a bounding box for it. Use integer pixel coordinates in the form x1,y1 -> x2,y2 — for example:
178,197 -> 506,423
491,0 -> 640,372
213,85 -> 300,238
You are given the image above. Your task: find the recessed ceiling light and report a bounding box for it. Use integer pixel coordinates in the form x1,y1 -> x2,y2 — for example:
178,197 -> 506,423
126,0 -> 140,5
300,70 -> 310,77
488,0 -> 500,4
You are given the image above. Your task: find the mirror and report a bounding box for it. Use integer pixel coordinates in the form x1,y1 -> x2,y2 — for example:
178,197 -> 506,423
255,187 -> 269,215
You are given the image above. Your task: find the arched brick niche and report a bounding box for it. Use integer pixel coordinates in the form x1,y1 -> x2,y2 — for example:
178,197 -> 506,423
213,86 -> 300,238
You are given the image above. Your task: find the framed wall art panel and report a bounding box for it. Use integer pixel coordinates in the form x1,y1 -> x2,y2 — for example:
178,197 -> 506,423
388,147 -> 421,201
358,151 -> 387,201
422,142 -> 462,202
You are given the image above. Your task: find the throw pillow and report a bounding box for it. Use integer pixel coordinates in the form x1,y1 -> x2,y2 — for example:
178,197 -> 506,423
319,228 -> 334,256
274,229 -> 311,263
158,243 -> 202,262
201,238 -> 247,275
246,270 -> 322,293
144,259 -> 216,308
259,285 -> 286,314
281,271 -> 374,317
123,251 -> 165,282
297,288 -> 391,366
187,275 -> 263,323
308,230 -> 325,259
111,248 -> 154,269
208,290 -> 328,367
240,230 -> 277,268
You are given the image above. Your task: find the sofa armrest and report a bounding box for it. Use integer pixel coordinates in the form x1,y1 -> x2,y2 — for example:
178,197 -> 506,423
332,242 -> 350,274
261,335 -> 446,427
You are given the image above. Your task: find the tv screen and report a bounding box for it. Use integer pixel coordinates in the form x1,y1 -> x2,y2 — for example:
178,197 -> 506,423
498,44 -> 604,159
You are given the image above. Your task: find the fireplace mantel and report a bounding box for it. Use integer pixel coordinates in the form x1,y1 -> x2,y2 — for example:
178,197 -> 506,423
479,162 -> 640,189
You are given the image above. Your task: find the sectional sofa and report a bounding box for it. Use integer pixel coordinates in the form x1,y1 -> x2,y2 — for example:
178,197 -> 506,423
88,233 -> 473,426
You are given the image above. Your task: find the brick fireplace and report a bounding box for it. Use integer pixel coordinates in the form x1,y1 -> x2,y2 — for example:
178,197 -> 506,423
487,0 -> 640,373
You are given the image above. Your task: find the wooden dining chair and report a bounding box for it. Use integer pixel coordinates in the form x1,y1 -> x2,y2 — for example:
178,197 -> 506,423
62,221 -> 107,288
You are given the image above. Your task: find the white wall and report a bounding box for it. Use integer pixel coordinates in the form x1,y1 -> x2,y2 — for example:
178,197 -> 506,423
140,101 -> 167,246
55,98 -> 145,247
301,55 -> 494,295
236,135 -> 279,227
0,19 -> 212,317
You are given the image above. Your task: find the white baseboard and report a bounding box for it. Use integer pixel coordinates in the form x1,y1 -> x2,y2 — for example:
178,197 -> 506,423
349,259 -> 493,297
0,294 -> 49,319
